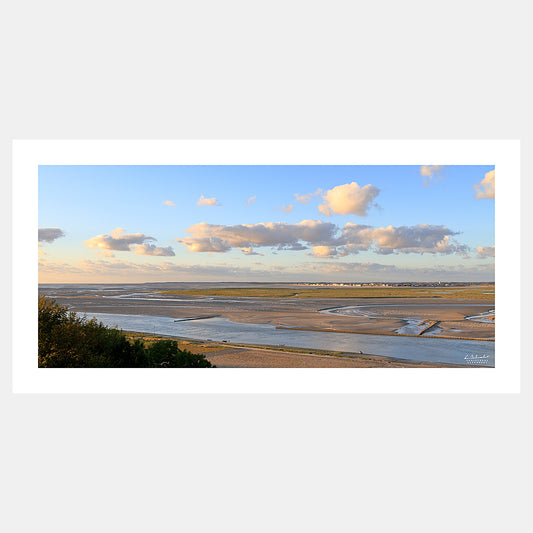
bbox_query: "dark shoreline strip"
[173,315,220,322]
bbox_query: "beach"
[39,283,495,367]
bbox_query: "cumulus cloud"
[84,227,155,251]
[84,227,175,256]
[177,220,337,253]
[476,245,495,258]
[420,165,444,186]
[245,195,256,206]
[197,195,220,206]
[163,200,176,207]
[338,223,468,256]
[318,182,380,217]
[473,170,495,199]
[38,227,65,243]
[176,219,467,257]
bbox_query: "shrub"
[147,340,213,368]
[38,296,213,368]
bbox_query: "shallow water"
[88,312,495,367]
[465,310,495,323]
[320,303,495,337]
[320,303,493,316]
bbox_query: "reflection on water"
[88,312,494,367]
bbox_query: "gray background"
[1,1,530,532]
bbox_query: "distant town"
[295,281,494,288]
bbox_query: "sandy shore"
[125,334,466,368]
[40,288,495,367]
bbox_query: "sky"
[38,165,495,283]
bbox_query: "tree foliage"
[38,296,214,368]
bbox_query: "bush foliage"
[38,296,214,368]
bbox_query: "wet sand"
[55,294,494,340]
[41,286,494,367]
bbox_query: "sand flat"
[50,294,495,340]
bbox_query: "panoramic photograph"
[38,164,495,368]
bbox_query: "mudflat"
[51,292,495,340]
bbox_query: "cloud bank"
[473,170,495,199]
[39,257,495,283]
[38,227,65,243]
[84,227,175,256]
[318,182,380,216]
[177,220,468,257]
[163,200,176,207]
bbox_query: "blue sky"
[38,165,495,282]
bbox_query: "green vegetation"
[156,286,495,300]
[38,296,214,368]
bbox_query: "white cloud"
[245,195,256,206]
[84,227,175,256]
[473,170,495,199]
[84,227,155,251]
[318,182,380,216]
[163,200,176,207]
[420,165,444,186]
[476,245,495,258]
[197,195,220,206]
[38,227,65,243]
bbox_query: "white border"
[12,140,520,393]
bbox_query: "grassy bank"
[156,286,495,299]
